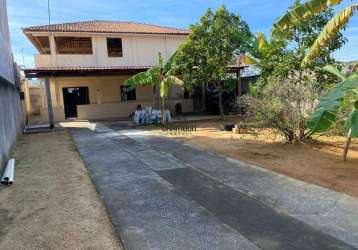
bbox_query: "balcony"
[34,54,99,68]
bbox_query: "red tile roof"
[23,20,190,35]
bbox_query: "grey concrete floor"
[70,126,358,250]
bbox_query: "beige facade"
[36,76,195,122]
[23,21,198,122]
[33,33,185,68]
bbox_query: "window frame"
[107,37,123,57]
[54,36,93,55]
[120,85,136,101]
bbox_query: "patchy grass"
[0,130,122,249]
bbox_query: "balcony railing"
[34,53,157,68]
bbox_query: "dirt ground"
[154,119,358,198]
[0,130,122,250]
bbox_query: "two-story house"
[23,20,246,123]
[22,20,201,122]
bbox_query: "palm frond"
[160,81,169,98]
[158,52,164,69]
[160,75,184,98]
[323,65,346,80]
[273,0,343,32]
[124,67,160,89]
[239,53,256,65]
[164,50,179,73]
[165,75,184,86]
[302,4,358,66]
[257,32,268,51]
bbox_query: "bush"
[243,75,319,143]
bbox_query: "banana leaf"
[160,75,183,98]
[124,67,160,89]
[273,0,343,32]
[257,32,268,51]
[307,74,358,133]
[323,65,346,81]
[345,106,358,137]
[302,4,358,65]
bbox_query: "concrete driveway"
[70,125,358,250]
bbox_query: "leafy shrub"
[243,75,319,143]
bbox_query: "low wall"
[77,101,153,120]
[77,99,194,120]
[167,99,194,114]
[0,77,22,168]
[36,107,66,123]
[33,99,195,122]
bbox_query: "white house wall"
[32,32,187,68]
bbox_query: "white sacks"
[133,106,172,124]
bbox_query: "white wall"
[33,32,187,68]
[0,0,14,83]
[0,0,23,169]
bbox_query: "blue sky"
[6,0,358,68]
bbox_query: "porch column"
[44,78,54,129]
[236,69,242,96]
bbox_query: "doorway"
[62,87,90,119]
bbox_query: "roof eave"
[22,29,190,36]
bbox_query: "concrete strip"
[72,126,358,248]
[70,128,260,250]
[134,132,358,248]
[135,149,186,171]
[158,167,355,250]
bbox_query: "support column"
[236,69,242,97]
[44,78,54,129]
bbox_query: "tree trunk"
[343,128,352,161]
[154,83,160,110]
[218,92,224,119]
[161,97,166,125]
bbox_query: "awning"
[24,66,151,78]
[24,65,247,79]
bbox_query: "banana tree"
[272,0,358,65]
[124,52,183,124]
[307,65,358,160]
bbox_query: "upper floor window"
[34,36,50,54]
[55,37,93,54]
[120,85,136,101]
[107,38,123,57]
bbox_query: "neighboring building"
[0,0,23,168]
[23,21,200,122]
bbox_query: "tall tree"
[174,5,256,118]
[272,0,358,159]
[258,0,346,84]
[244,0,347,143]
[272,0,357,65]
[124,53,183,124]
